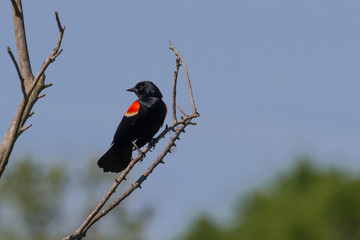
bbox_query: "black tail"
[97,141,133,173]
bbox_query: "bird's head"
[127,81,163,99]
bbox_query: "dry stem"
[169,41,198,114]
[0,6,65,178]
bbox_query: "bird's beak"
[126,87,136,92]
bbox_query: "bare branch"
[43,83,53,90]
[0,100,26,176]
[18,124,32,137]
[31,12,65,96]
[55,11,63,32]
[7,46,26,97]
[171,55,180,123]
[11,0,34,87]
[0,5,66,178]
[176,104,188,118]
[169,41,198,114]
[37,94,46,100]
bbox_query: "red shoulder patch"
[125,100,140,117]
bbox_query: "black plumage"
[97,81,167,173]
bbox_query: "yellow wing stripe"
[125,100,140,117]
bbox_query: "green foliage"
[182,216,223,240]
[0,158,67,240]
[0,157,150,240]
[3,157,360,240]
[180,159,360,240]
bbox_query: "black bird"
[97,81,167,173]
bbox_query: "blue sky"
[1,1,360,239]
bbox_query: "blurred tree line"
[0,157,151,240]
[180,159,360,240]
[1,157,360,240]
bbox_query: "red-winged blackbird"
[97,81,167,173]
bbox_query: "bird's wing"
[112,100,141,144]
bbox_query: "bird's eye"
[137,83,145,89]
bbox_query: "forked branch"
[169,41,198,114]
[63,42,199,240]
[0,4,66,178]
[7,46,25,96]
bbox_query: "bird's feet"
[132,141,146,161]
[148,138,158,151]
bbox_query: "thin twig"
[30,12,65,97]
[55,11,63,33]
[43,83,53,89]
[176,104,188,118]
[171,56,180,123]
[18,124,32,136]
[7,46,26,97]
[169,41,198,114]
